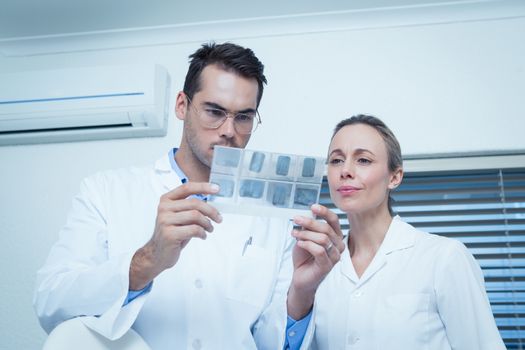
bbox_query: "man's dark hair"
[183,42,267,107]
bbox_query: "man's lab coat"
[34,153,312,349]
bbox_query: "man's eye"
[206,109,226,118]
[236,114,254,122]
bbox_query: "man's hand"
[287,204,345,319]
[129,182,222,290]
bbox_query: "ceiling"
[0,0,479,40]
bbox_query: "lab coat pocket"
[382,293,431,346]
[385,293,430,315]
[225,245,276,308]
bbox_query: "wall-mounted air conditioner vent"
[0,64,171,145]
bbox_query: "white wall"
[1,5,524,349]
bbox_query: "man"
[34,42,343,349]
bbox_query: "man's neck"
[174,146,211,183]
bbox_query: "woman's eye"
[358,158,371,164]
[329,158,343,165]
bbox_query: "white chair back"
[43,317,151,350]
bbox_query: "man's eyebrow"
[202,102,226,110]
[202,101,256,114]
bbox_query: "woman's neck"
[347,209,393,258]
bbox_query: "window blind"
[319,168,525,349]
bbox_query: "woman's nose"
[341,161,354,178]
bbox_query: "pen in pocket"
[242,236,252,256]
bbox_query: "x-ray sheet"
[209,146,325,219]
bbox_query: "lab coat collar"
[155,153,172,172]
[341,216,416,286]
[380,215,416,255]
[154,151,183,191]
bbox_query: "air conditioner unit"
[0,64,171,146]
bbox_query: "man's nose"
[219,115,236,138]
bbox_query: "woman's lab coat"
[33,153,309,349]
[311,216,505,350]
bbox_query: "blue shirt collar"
[169,148,208,200]
[168,148,189,184]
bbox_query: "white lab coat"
[311,216,505,350]
[34,153,314,349]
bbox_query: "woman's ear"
[388,167,404,190]
[175,91,189,121]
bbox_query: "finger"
[293,229,342,264]
[166,224,208,241]
[293,216,332,236]
[293,213,344,253]
[311,204,345,253]
[159,210,214,232]
[159,197,222,223]
[324,241,342,264]
[292,229,331,247]
[163,182,220,201]
[311,204,343,238]
[296,239,339,269]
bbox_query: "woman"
[310,115,505,349]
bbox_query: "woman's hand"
[287,204,345,319]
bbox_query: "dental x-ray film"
[209,146,325,218]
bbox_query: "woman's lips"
[337,186,361,195]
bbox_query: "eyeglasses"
[186,96,261,135]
